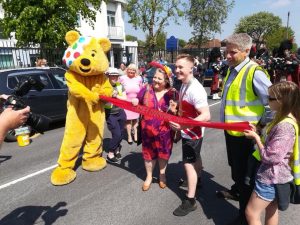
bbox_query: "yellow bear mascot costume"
[51,30,113,185]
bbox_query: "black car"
[0,67,68,141]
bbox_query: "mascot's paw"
[82,157,107,171]
[85,92,99,105]
[91,84,102,94]
[51,167,76,186]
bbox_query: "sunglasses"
[268,96,277,101]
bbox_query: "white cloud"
[266,0,292,8]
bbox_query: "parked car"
[0,67,68,141]
[145,63,182,91]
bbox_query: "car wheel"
[5,130,17,142]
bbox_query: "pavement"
[0,96,299,225]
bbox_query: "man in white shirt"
[170,54,210,216]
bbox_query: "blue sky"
[124,0,300,46]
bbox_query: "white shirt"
[180,78,208,139]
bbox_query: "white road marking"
[0,164,57,190]
[208,101,221,107]
[0,101,221,190]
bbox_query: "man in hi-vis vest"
[218,33,273,225]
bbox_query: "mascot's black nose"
[81,58,90,66]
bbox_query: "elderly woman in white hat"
[104,67,127,163]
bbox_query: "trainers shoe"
[178,178,202,189]
[173,199,197,216]
[216,190,239,201]
[106,156,119,164]
[115,152,122,160]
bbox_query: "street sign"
[166,36,178,51]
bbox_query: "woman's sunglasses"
[268,96,277,101]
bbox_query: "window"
[38,74,53,89]
[7,76,18,89]
[7,73,54,90]
[107,10,116,27]
[0,55,14,69]
[53,73,67,88]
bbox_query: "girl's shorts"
[254,180,276,202]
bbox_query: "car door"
[48,68,68,121]
[7,70,62,120]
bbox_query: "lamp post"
[286,11,290,39]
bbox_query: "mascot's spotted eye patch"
[62,36,92,68]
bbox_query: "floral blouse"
[256,121,295,184]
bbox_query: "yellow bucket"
[15,127,30,147]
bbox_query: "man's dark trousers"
[224,131,256,218]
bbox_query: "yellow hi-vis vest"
[223,61,267,136]
[253,117,300,185]
[104,82,123,109]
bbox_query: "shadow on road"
[0,156,12,165]
[103,136,145,180]
[196,170,239,225]
[0,202,68,225]
[166,163,238,225]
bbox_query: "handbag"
[290,182,300,204]
[168,89,181,143]
[173,130,181,143]
[274,182,292,211]
[136,116,142,146]
[136,85,149,146]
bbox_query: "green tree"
[264,26,295,51]
[178,38,187,49]
[156,32,167,49]
[137,40,146,47]
[235,12,281,46]
[0,0,103,48]
[126,35,138,41]
[187,0,234,48]
[145,31,167,49]
[126,0,185,60]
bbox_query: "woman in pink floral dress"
[132,62,178,191]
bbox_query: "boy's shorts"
[182,138,203,163]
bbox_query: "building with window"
[77,0,138,68]
[0,0,138,69]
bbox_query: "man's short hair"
[176,54,195,64]
[225,33,252,53]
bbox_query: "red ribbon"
[100,96,251,132]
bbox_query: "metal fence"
[0,41,65,69]
[137,47,212,64]
[0,41,212,70]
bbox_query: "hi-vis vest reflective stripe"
[252,118,300,185]
[223,61,266,136]
[104,82,123,109]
